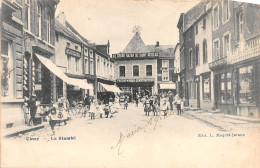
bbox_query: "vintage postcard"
[1,0,260,167]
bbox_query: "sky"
[56,0,258,54]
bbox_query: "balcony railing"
[208,57,227,70]
[228,34,260,64]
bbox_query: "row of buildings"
[1,0,118,128]
[175,0,260,117]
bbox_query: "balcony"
[228,34,260,64]
[208,57,227,70]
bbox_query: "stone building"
[1,0,24,127]
[113,31,158,101]
[147,42,175,94]
[55,12,94,103]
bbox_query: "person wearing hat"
[28,93,37,125]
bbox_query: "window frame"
[203,18,206,30]
[213,38,220,60]
[189,49,193,68]
[25,0,31,31]
[146,64,153,76]
[223,31,231,58]
[1,40,14,99]
[37,3,42,37]
[46,12,51,43]
[119,65,126,77]
[195,44,199,66]
[132,65,139,77]
[75,58,79,72]
[203,39,208,64]
[202,74,211,100]
[222,0,230,25]
[213,4,220,30]
[84,57,89,74]
[67,55,71,71]
[162,70,169,82]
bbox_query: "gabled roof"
[55,19,83,45]
[147,45,175,58]
[122,32,149,53]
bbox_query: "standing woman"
[144,96,149,116]
[161,96,168,116]
[89,97,96,119]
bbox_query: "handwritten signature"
[111,111,175,155]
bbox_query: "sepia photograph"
[1,0,260,167]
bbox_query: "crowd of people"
[25,91,184,135]
[138,92,184,117]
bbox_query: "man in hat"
[28,94,37,125]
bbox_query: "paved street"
[2,104,260,168]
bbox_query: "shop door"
[197,81,200,108]
[214,74,219,109]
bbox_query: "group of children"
[142,94,185,117]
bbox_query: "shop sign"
[112,52,159,59]
[65,48,81,58]
[116,78,154,83]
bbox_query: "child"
[48,108,57,135]
[89,99,96,120]
[124,99,128,110]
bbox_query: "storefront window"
[1,40,13,98]
[202,75,210,100]
[226,72,233,103]
[239,65,255,104]
[221,74,225,103]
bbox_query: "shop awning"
[99,83,122,93]
[160,83,176,89]
[36,54,93,90]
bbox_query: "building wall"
[115,59,158,93]
[55,35,83,76]
[96,53,114,81]
[1,0,24,127]
[157,59,174,82]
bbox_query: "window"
[67,56,71,70]
[85,58,89,74]
[84,48,88,56]
[66,42,70,47]
[238,66,255,104]
[37,4,42,37]
[221,74,226,103]
[195,24,198,35]
[189,31,192,40]
[47,13,51,43]
[189,49,193,68]
[236,12,243,41]
[223,33,230,57]
[195,44,199,66]
[213,40,220,60]
[162,60,169,68]
[189,81,193,98]
[146,65,152,76]
[25,0,31,31]
[202,75,210,100]
[203,40,207,63]
[223,0,230,23]
[203,18,206,30]
[89,50,93,58]
[90,60,93,75]
[75,58,79,72]
[1,40,13,98]
[133,65,139,77]
[220,73,233,104]
[213,5,219,29]
[162,70,169,81]
[119,66,125,77]
[75,46,78,50]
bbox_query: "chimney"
[57,12,66,26]
[107,40,110,55]
[156,41,159,47]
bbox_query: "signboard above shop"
[65,47,81,58]
[116,78,154,83]
[112,52,159,59]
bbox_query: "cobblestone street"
[2,104,260,168]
